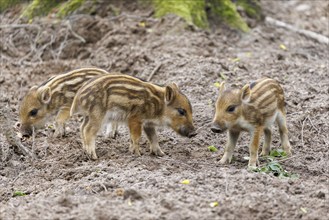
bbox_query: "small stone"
[316,191,325,199]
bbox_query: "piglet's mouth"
[187,131,197,138]
[178,127,197,138]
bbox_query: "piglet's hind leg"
[128,118,142,156]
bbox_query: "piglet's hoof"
[151,148,165,157]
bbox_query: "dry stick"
[265,17,329,45]
[307,116,319,133]
[99,182,108,192]
[147,63,162,81]
[34,35,56,63]
[7,34,21,56]
[1,24,42,63]
[66,20,86,43]
[0,106,33,158]
[258,155,301,168]
[56,28,69,61]
[32,126,36,161]
[225,174,229,196]
[17,28,41,64]
[301,118,306,148]
[0,24,41,29]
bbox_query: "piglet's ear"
[171,82,179,90]
[165,83,177,104]
[240,84,251,101]
[219,82,226,94]
[29,86,38,92]
[39,87,52,104]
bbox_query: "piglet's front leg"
[54,107,70,137]
[248,126,263,169]
[143,124,165,157]
[220,130,240,164]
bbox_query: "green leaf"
[13,191,26,197]
[260,166,269,173]
[210,201,219,207]
[269,149,287,158]
[208,145,218,152]
[268,162,282,172]
[214,82,221,88]
[270,150,279,157]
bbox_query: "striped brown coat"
[19,68,110,138]
[71,74,196,159]
[211,78,292,168]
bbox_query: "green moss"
[0,0,23,12]
[21,0,63,19]
[152,0,208,28]
[57,0,85,18]
[151,0,259,32]
[237,0,262,20]
[208,0,249,32]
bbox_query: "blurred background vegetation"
[0,0,262,32]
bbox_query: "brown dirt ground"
[0,0,328,219]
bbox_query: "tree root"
[265,17,329,45]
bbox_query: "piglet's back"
[248,78,285,116]
[71,74,165,119]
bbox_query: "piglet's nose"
[211,123,223,133]
[22,134,31,138]
[211,127,222,133]
[15,122,21,128]
[20,126,33,138]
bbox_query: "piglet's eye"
[226,106,235,113]
[30,109,38,117]
[177,108,186,116]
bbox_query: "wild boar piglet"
[211,78,292,168]
[70,74,197,160]
[18,68,116,138]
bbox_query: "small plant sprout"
[252,149,298,179]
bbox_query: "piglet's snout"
[210,122,224,133]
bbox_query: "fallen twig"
[147,63,162,81]
[307,116,319,133]
[265,17,329,45]
[258,155,301,168]
[99,182,108,192]
[0,105,33,158]
[225,173,229,196]
[0,24,41,30]
[32,127,36,161]
[301,118,306,148]
[65,20,86,43]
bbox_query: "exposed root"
[265,17,329,45]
